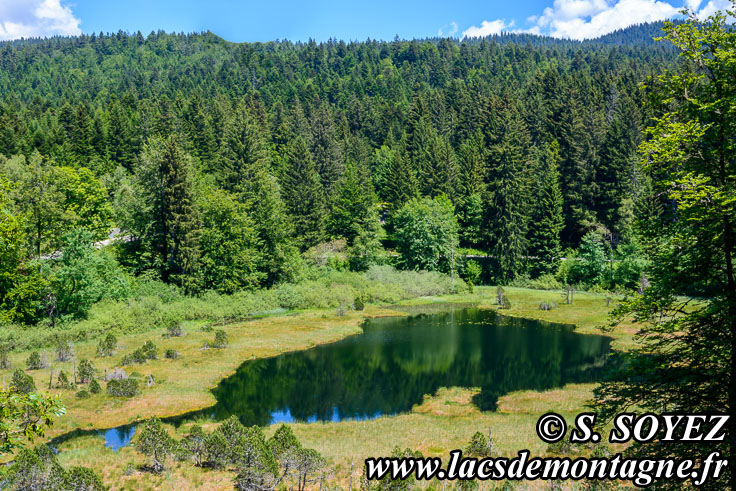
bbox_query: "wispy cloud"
[463,0,732,41]
[438,21,459,37]
[0,0,81,41]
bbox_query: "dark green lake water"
[55,307,613,451]
[187,307,612,426]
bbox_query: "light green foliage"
[594,9,736,487]
[0,390,65,453]
[612,240,649,290]
[569,231,607,286]
[0,177,46,325]
[135,417,174,472]
[0,153,112,257]
[462,260,482,286]
[393,195,459,273]
[51,229,130,320]
[197,188,263,293]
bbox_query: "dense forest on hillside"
[0,23,678,327]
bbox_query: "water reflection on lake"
[183,307,612,426]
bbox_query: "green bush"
[26,351,43,370]
[89,378,102,394]
[462,260,482,286]
[509,273,562,290]
[166,322,183,337]
[122,341,158,365]
[107,378,139,397]
[164,349,180,359]
[212,330,228,349]
[11,369,36,394]
[77,359,95,383]
[96,333,117,357]
[57,370,74,390]
[0,344,11,369]
[75,390,91,399]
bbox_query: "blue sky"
[0,0,730,43]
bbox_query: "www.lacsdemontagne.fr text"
[365,449,728,487]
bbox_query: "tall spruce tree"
[483,101,532,281]
[281,137,326,249]
[528,142,564,276]
[136,136,199,289]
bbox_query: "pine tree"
[310,100,345,200]
[327,161,375,245]
[219,106,295,285]
[422,132,458,200]
[528,142,564,276]
[281,137,326,249]
[138,136,199,289]
[483,102,532,281]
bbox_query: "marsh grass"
[3,286,635,489]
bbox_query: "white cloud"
[697,0,731,18]
[0,0,81,41]
[464,0,732,41]
[538,0,680,40]
[438,21,459,37]
[462,19,515,38]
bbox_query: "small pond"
[55,307,613,450]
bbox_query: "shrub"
[164,349,180,360]
[26,351,43,370]
[66,466,105,490]
[89,378,102,394]
[141,341,158,360]
[166,323,183,337]
[96,333,117,357]
[0,344,11,369]
[465,431,492,458]
[353,294,365,311]
[121,341,158,365]
[463,260,482,286]
[77,359,95,383]
[57,370,74,390]
[55,337,74,362]
[11,369,36,394]
[75,390,91,399]
[181,425,207,466]
[136,417,174,472]
[538,302,558,311]
[107,378,139,397]
[212,330,228,349]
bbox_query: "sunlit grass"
[4,285,639,488]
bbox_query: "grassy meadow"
[3,286,637,489]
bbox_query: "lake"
[59,306,613,450]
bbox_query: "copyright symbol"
[536,413,567,443]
